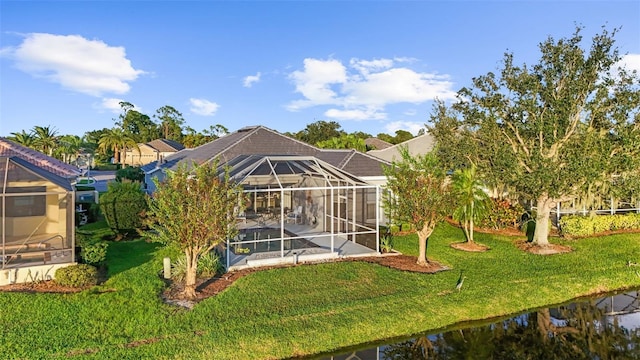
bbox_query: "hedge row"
[559,212,640,237]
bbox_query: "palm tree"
[451,165,490,243]
[8,130,36,148]
[32,125,59,156]
[56,135,84,164]
[98,128,138,165]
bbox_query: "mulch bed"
[516,241,573,255]
[450,242,490,252]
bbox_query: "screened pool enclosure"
[0,157,75,284]
[223,155,381,269]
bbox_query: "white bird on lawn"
[456,270,467,292]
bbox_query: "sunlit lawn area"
[1,222,639,359]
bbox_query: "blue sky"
[1,1,639,138]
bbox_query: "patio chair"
[286,206,303,224]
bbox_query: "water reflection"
[309,290,640,360]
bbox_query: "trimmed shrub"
[116,166,145,183]
[100,181,147,238]
[479,198,525,229]
[55,264,98,288]
[76,231,109,265]
[560,213,640,237]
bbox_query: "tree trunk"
[416,223,434,266]
[469,203,474,243]
[183,251,198,299]
[533,195,552,246]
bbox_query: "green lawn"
[1,222,639,359]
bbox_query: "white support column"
[557,201,561,225]
[375,186,380,253]
[226,237,230,270]
[611,196,615,215]
[330,188,335,253]
[351,184,356,243]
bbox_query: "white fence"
[549,199,640,226]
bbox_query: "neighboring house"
[142,126,391,269]
[123,139,185,167]
[0,138,81,285]
[367,133,436,163]
[364,137,393,151]
[142,126,390,192]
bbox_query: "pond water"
[303,288,640,359]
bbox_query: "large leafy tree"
[181,125,229,148]
[115,101,160,143]
[316,134,367,152]
[383,148,451,266]
[145,162,242,299]
[430,27,640,246]
[154,105,185,141]
[290,120,345,145]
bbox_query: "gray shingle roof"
[365,137,393,150]
[142,126,389,178]
[146,139,185,152]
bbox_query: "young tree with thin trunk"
[430,27,640,246]
[451,165,489,244]
[145,161,242,299]
[383,147,451,266]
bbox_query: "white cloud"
[2,33,144,96]
[384,121,425,135]
[286,57,456,120]
[97,98,142,114]
[349,58,393,75]
[189,98,220,116]
[243,72,261,88]
[616,53,640,74]
[99,98,126,113]
[404,109,418,116]
[325,108,386,121]
[287,58,347,111]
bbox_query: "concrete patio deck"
[227,219,379,270]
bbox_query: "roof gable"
[367,133,435,162]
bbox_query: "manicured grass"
[1,222,639,359]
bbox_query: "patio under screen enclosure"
[0,157,75,284]
[222,155,381,270]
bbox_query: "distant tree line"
[7,104,420,167]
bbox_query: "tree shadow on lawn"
[106,240,161,278]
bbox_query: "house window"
[2,186,46,217]
[366,190,377,222]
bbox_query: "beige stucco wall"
[124,145,159,166]
[0,262,75,286]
